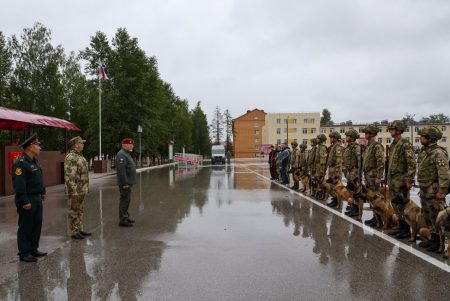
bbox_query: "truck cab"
[211,145,226,164]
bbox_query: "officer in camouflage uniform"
[327,131,343,207]
[417,126,449,252]
[342,129,362,217]
[314,134,329,199]
[290,142,300,190]
[64,136,90,240]
[307,138,318,196]
[362,125,384,226]
[387,120,416,238]
[12,134,47,262]
[298,144,309,192]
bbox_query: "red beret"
[121,138,134,145]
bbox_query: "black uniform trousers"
[119,187,132,222]
[17,195,43,256]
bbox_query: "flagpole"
[99,72,102,160]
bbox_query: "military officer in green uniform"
[290,141,300,190]
[327,131,343,207]
[116,138,137,227]
[314,134,329,199]
[386,120,416,238]
[342,129,362,217]
[12,134,47,262]
[417,126,449,252]
[65,136,90,240]
[307,138,318,196]
[362,125,385,226]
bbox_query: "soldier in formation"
[417,126,449,252]
[342,129,362,217]
[64,136,91,240]
[290,142,300,190]
[326,131,343,207]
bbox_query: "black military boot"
[346,205,359,217]
[20,254,37,262]
[426,233,440,252]
[327,197,338,208]
[419,239,432,248]
[396,221,411,239]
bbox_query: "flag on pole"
[98,63,109,79]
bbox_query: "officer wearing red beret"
[116,138,137,227]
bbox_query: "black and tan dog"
[316,177,332,201]
[360,186,398,229]
[391,188,428,242]
[436,207,450,258]
[299,172,311,195]
[334,180,353,210]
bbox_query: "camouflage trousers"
[420,185,446,234]
[344,168,359,190]
[68,194,86,235]
[389,176,409,218]
[364,170,380,192]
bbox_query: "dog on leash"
[316,177,332,201]
[360,186,398,230]
[391,188,428,242]
[436,207,450,259]
[299,173,311,194]
[334,181,353,210]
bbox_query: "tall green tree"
[420,113,449,124]
[0,31,12,106]
[210,106,224,144]
[191,101,211,155]
[320,108,333,125]
[224,109,233,153]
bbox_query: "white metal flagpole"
[99,67,102,160]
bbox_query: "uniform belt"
[27,193,42,196]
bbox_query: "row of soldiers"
[278,120,449,253]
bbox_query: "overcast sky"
[2,0,450,123]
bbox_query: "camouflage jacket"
[417,143,449,193]
[342,142,361,173]
[387,137,416,183]
[291,148,299,168]
[307,146,317,172]
[363,141,384,178]
[64,150,89,195]
[298,150,308,171]
[314,144,328,176]
[327,143,343,170]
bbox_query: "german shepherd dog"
[299,171,311,195]
[360,186,398,230]
[436,207,450,258]
[334,180,354,210]
[391,187,428,242]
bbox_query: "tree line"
[0,23,211,161]
[209,105,233,153]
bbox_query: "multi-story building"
[233,109,266,158]
[320,122,449,151]
[262,112,321,146]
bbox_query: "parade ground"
[1,160,450,300]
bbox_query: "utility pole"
[138,125,143,167]
[286,116,289,144]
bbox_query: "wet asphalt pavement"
[1,160,450,301]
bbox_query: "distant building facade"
[233,109,266,158]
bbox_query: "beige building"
[262,112,321,146]
[320,123,450,151]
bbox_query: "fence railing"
[174,153,203,165]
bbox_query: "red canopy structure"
[0,106,80,131]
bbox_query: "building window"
[292,128,298,133]
[415,137,420,143]
[415,127,419,132]
[293,139,298,143]
[255,138,259,143]
[321,128,326,133]
[277,139,281,145]
[276,128,281,134]
[284,119,288,124]
[302,139,308,145]
[302,128,307,134]
[443,137,447,143]
[311,128,317,134]
[340,128,345,133]
[304,118,308,124]
[254,116,259,120]
[284,128,287,133]
[254,130,259,135]
[284,139,288,143]
[330,128,335,132]
[254,122,259,128]
[277,119,281,124]
[387,138,391,144]
[386,127,389,132]
[255,145,259,150]
[378,138,383,143]
[310,118,315,124]
[442,126,447,132]
[405,127,409,132]
[378,128,382,133]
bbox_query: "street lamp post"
[286,116,289,144]
[137,125,143,167]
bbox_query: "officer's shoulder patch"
[119,157,125,164]
[405,149,414,158]
[437,159,446,167]
[15,167,23,176]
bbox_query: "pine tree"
[210,106,224,145]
